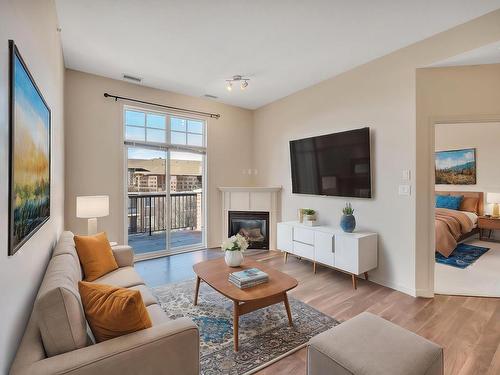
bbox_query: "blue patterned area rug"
[436,243,490,269]
[153,279,339,375]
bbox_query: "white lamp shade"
[487,192,500,204]
[76,195,109,218]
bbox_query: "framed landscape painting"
[435,148,476,185]
[8,40,51,255]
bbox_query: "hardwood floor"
[136,249,500,375]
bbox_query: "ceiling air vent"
[122,74,142,83]
[204,94,218,99]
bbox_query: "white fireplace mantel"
[219,186,282,250]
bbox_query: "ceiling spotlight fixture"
[225,75,250,91]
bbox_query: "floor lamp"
[76,195,110,235]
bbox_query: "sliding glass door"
[124,107,206,258]
[169,151,204,250]
[127,147,167,256]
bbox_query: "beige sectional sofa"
[10,231,199,375]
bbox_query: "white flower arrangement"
[221,234,249,252]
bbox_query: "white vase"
[225,250,244,267]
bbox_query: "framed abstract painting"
[8,40,51,255]
[435,148,476,185]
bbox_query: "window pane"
[171,131,186,145]
[147,113,166,129]
[187,133,203,146]
[187,120,203,134]
[171,117,186,132]
[147,128,166,143]
[125,110,145,126]
[125,126,145,141]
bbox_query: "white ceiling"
[429,40,500,67]
[55,1,500,109]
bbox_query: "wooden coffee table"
[193,257,298,351]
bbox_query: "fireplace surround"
[219,186,281,250]
[228,211,270,249]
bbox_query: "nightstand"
[478,216,500,242]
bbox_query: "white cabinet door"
[277,223,293,253]
[314,231,334,267]
[334,235,359,274]
[293,227,314,245]
[293,241,314,259]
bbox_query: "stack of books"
[228,268,269,289]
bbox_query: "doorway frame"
[424,114,500,296]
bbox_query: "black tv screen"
[290,127,371,198]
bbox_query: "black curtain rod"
[103,93,220,119]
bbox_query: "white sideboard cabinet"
[277,221,377,289]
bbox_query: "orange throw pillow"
[460,197,478,213]
[78,282,152,342]
[74,232,118,281]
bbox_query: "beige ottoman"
[307,312,443,375]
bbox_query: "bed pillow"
[436,195,463,210]
[460,197,479,213]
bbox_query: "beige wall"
[253,10,500,296]
[64,70,254,248]
[0,0,65,372]
[435,122,500,203]
[416,64,500,294]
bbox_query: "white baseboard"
[368,276,417,297]
[435,289,499,298]
[415,288,434,298]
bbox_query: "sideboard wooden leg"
[351,274,357,290]
[284,251,288,263]
[313,261,317,274]
[364,272,369,281]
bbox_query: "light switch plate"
[399,184,411,196]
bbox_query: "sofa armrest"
[11,318,199,375]
[111,245,134,267]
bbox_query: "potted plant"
[340,203,356,233]
[221,234,249,267]
[302,208,316,222]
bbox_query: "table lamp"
[76,195,109,235]
[487,192,500,218]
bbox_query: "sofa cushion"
[35,254,88,357]
[147,304,171,326]
[74,232,119,281]
[51,231,78,260]
[79,282,152,342]
[129,285,158,306]
[93,266,145,288]
[35,287,89,357]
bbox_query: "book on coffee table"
[228,268,269,289]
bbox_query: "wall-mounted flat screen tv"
[290,127,371,198]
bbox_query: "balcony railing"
[128,192,200,236]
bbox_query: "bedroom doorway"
[433,122,500,297]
